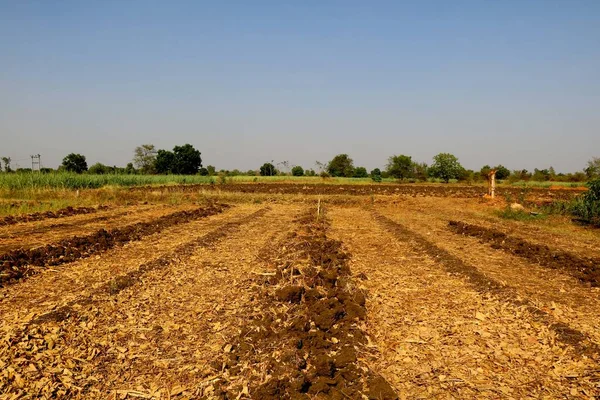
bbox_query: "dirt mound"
[210,210,397,399]
[0,204,228,287]
[0,205,107,226]
[448,220,600,287]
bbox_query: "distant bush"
[571,178,600,224]
[353,166,368,178]
[291,166,304,176]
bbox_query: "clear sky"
[1,1,599,172]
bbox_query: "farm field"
[0,184,599,399]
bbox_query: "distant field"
[0,171,588,190]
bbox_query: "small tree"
[585,157,600,178]
[133,144,157,174]
[412,162,428,181]
[198,167,209,176]
[291,166,304,176]
[353,166,368,178]
[88,162,110,174]
[327,154,354,177]
[62,153,88,173]
[429,153,463,183]
[260,163,277,176]
[207,165,216,176]
[1,157,12,173]
[386,155,414,180]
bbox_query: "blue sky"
[1,1,599,172]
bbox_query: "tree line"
[1,145,599,183]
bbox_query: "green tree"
[1,157,11,173]
[260,163,277,176]
[585,157,600,178]
[353,166,368,178]
[412,162,428,181]
[291,165,304,176]
[198,167,209,176]
[88,162,110,174]
[370,168,381,177]
[172,144,202,174]
[386,155,414,179]
[62,153,88,173]
[133,144,157,174]
[155,150,176,174]
[495,165,511,180]
[429,153,463,183]
[207,165,216,176]
[327,154,354,177]
[125,163,136,174]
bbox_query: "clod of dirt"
[366,375,399,400]
[276,285,305,303]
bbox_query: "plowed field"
[1,188,598,399]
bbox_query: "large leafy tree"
[172,144,202,174]
[133,144,157,174]
[260,163,277,176]
[327,154,354,177]
[429,153,463,183]
[155,149,176,174]
[386,155,414,179]
[62,153,88,174]
[154,144,202,175]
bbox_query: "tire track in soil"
[210,208,398,400]
[374,212,600,357]
[30,206,271,324]
[329,207,599,398]
[0,204,228,287]
[0,205,279,399]
[448,220,600,287]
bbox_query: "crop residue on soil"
[0,204,228,286]
[209,209,398,399]
[448,220,600,287]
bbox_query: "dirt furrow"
[378,204,600,348]
[0,204,295,399]
[210,208,397,399]
[0,206,105,226]
[328,207,599,398]
[375,212,600,356]
[0,204,227,287]
[0,204,183,253]
[0,204,257,326]
[448,220,600,287]
[31,206,271,324]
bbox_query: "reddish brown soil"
[0,205,107,226]
[448,220,600,287]
[375,212,600,356]
[129,183,582,200]
[214,211,398,399]
[0,204,228,287]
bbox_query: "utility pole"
[31,154,41,172]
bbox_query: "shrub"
[291,166,304,176]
